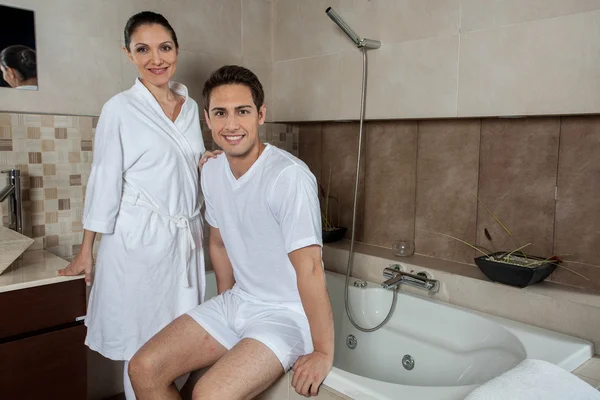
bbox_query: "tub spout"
[382,266,439,294]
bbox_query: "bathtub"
[204,271,593,400]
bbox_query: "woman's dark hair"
[203,65,265,112]
[0,45,37,80]
[124,11,179,52]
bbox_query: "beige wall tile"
[167,0,242,58]
[115,0,167,29]
[415,120,481,264]
[336,0,380,52]
[461,0,600,32]
[477,118,559,258]
[365,35,459,119]
[175,51,243,105]
[273,54,342,121]
[242,0,272,61]
[553,117,600,290]
[378,0,460,44]
[337,50,362,121]
[241,59,273,119]
[273,0,341,61]
[363,121,417,248]
[458,11,600,117]
[29,0,122,41]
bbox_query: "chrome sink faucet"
[382,264,439,294]
[0,169,23,234]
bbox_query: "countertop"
[0,250,84,293]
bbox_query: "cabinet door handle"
[75,316,86,322]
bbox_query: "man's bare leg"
[192,338,284,400]
[129,315,227,400]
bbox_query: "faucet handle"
[389,263,402,271]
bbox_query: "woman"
[0,45,38,90]
[58,11,214,398]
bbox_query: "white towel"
[465,359,600,400]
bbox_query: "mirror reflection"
[0,5,37,91]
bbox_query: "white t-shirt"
[201,144,322,304]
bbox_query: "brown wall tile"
[69,175,82,186]
[477,118,559,258]
[0,126,11,139]
[55,128,67,139]
[58,199,71,210]
[45,235,59,247]
[363,121,418,248]
[30,176,43,188]
[32,225,45,238]
[72,221,83,232]
[415,120,481,264]
[30,200,44,213]
[27,127,40,139]
[42,140,55,152]
[298,123,323,179]
[43,164,56,176]
[0,139,12,151]
[45,212,58,224]
[44,188,58,199]
[41,116,54,127]
[81,140,93,151]
[28,152,42,164]
[553,116,600,290]
[0,113,11,126]
[69,152,81,163]
[321,122,365,240]
[72,244,81,255]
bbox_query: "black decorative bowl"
[322,228,347,243]
[474,252,559,288]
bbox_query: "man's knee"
[128,350,161,387]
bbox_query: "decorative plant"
[419,193,589,281]
[319,166,342,231]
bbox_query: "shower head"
[325,7,381,49]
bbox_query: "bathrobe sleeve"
[82,98,124,234]
[269,165,323,253]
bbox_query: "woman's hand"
[199,150,222,169]
[58,251,94,286]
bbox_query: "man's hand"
[291,350,333,397]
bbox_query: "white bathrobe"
[83,78,206,360]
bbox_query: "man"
[129,65,334,399]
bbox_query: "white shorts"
[187,286,314,371]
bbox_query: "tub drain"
[346,334,357,349]
[402,355,415,370]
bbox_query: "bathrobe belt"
[121,192,200,288]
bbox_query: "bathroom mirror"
[0,5,37,91]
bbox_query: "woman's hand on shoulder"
[199,150,222,170]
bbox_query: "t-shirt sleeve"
[201,167,218,228]
[269,165,323,253]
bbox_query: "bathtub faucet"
[382,265,439,294]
